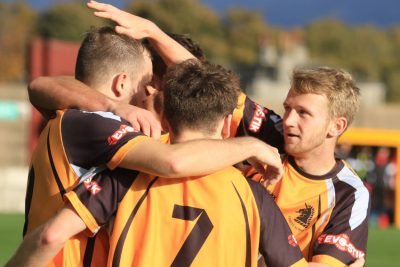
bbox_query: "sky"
[20,0,400,28]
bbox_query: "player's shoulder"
[62,109,134,132]
[63,109,123,122]
[335,160,370,201]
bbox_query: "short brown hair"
[163,60,240,135]
[291,66,361,126]
[75,26,147,86]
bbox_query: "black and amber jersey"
[264,156,370,266]
[24,109,147,266]
[230,92,284,152]
[232,95,370,265]
[65,167,307,267]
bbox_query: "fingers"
[263,166,283,186]
[135,111,162,139]
[247,159,265,175]
[130,120,141,133]
[150,121,162,140]
[349,258,365,267]
[137,117,151,137]
[93,11,112,20]
[115,26,128,35]
[87,1,112,12]
[87,1,117,21]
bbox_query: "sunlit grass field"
[0,213,399,266]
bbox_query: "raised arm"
[28,76,161,138]
[87,0,195,66]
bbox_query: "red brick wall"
[28,39,80,156]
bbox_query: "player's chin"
[284,145,303,157]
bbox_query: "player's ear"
[221,114,232,139]
[327,116,347,138]
[112,72,129,100]
[145,85,158,96]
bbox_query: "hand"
[248,142,283,185]
[349,258,365,267]
[110,102,161,139]
[87,1,157,39]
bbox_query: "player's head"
[143,34,206,124]
[162,60,240,139]
[75,26,152,105]
[283,66,360,156]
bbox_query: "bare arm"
[308,258,365,266]
[119,136,283,180]
[87,0,195,66]
[28,76,161,138]
[5,205,85,267]
[28,76,111,118]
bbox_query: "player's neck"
[292,146,337,176]
[170,129,221,144]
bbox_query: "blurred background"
[0,0,399,266]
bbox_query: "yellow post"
[339,128,400,229]
[395,148,400,228]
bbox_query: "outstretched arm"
[28,76,161,138]
[120,136,283,180]
[5,205,85,267]
[87,0,195,66]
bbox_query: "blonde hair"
[291,66,361,127]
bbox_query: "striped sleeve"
[61,109,149,170]
[312,165,370,265]
[64,168,139,235]
[231,93,284,153]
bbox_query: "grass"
[365,226,400,267]
[0,213,24,266]
[0,213,399,266]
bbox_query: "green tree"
[383,68,400,102]
[305,20,353,69]
[224,8,268,65]
[37,1,107,41]
[305,19,400,103]
[0,1,36,81]
[382,28,400,102]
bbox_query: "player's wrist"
[238,136,262,160]
[145,21,162,42]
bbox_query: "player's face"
[129,53,153,107]
[142,86,163,122]
[282,89,332,157]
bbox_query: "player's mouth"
[284,133,300,141]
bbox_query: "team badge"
[291,203,314,229]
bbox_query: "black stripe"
[112,176,159,267]
[308,195,322,260]
[47,127,66,196]
[83,236,96,267]
[23,166,35,237]
[232,182,251,267]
